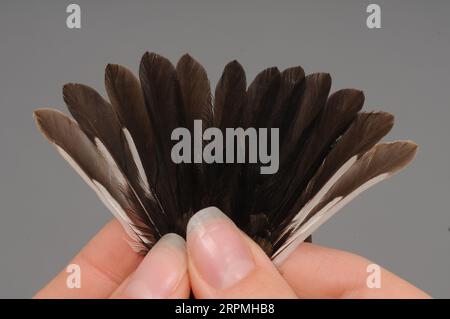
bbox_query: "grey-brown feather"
[34,109,157,250]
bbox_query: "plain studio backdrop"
[0,0,449,298]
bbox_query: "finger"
[111,233,190,299]
[34,219,143,298]
[278,243,430,298]
[187,207,297,299]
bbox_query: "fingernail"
[187,207,255,289]
[123,233,186,298]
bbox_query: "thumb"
[186,207,297,299]
[111,233,190,299]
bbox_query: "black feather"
[34,53,417,259]
[139,52,190,234]
[209,60,247,214]
[176,54,213,211]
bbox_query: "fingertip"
[186,207,255,290]
[186,207,296,298]
[114,233,188,299]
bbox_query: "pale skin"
[35,208,430,299]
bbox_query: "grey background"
[0,0,448,298]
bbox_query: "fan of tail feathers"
[33,52,417,261]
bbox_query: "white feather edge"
[55,144,150,249]
[122,128,166,217]
[272,172,389,265]
[95,137,158,236]
[122,128,150,192]
[275,155,358,243]
[272,141,417,264]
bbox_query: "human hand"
[35,207,430,299]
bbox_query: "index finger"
[34,219,143,299]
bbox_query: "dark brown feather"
[139,52,192,234]
[275,89,364,226]
[176,54,213,210]
[176,54,213,130]
[104,64,166,230]
[34,54,418,259]
[272,141,418,262]
[298,111,395,207]
[104,64,154,180]
[209,60,247,214]
[256,73,332,221]
[34,108,156,250]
